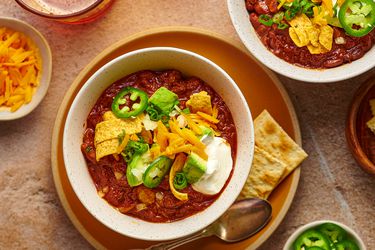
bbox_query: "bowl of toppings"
[283,220,366,250]
[63,47,254,240]
[227,0,375,82]
[0,17,52,120]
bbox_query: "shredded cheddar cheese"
[169,154,188,201]
[116,134,130,154]
[0,27,42,112]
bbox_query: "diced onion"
[136,203,147,211]
[156,192,164,200]
[335,37,346,45]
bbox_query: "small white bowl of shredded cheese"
[0,17,52,121]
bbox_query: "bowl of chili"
[283,220,366,250]
[63,47,254,240]
[227,0,375,83]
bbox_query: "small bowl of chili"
[227,0,375,83]
[63,47,254,241]
[283,220,366,250]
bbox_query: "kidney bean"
[324,58,344,68]
[254,0,270,14]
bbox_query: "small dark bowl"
[346,78,375,176]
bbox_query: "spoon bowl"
[215,198,272,242]
[146,198,272,250]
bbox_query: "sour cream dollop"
[192,137,233,195]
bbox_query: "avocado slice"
[149,87,179,114]
[183,153,207,184]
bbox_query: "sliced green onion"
[259,14,274,26]
[278,22,289,29]
[273,12,285,23]
[173,172,188,190]
[146,105,161,121]
[182,107,190,114]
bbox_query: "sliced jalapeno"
[334,239,360,250]
[293,229,331,250]
[143,156,173,188]
[317,223,347,243]
[338,0,375,37]
[111,87,148,118]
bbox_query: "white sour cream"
[192,137,233,195]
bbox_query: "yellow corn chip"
[94,116,143,146]
[307,43,329,54]
[96,139,119,161]
[319,25,334,51]
[306,26,320,47]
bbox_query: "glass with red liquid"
[15,0,115,24]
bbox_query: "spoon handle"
[145,229,213,250]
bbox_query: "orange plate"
[51,27,301,249]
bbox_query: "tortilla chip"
[254,110,308,179]
[95,138,119,161]
[306,26,320,47]
[94,116,143,146]
[289,14,313,47]
[238,146,287,200]
[319,25,333,51]
[289,27,309,47]
[103,111,118,121]
[186,91,213,115]
[306,43,329,54]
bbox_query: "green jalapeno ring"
[143,156,173,188]
[111,87,149,118]
[293,229,331,250]
[338,0,375,37]
[317,223,348,243]
[334,239,360,250]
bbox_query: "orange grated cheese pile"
[150,106,221,161]
[0,27,42,112]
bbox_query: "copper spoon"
[144,198,272,250]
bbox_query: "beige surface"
[0,0,374,249]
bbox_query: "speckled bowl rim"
[0,17,52,121]
[283,220,367,250]
[62,47,254,241]
[227,0,375,83]
[346,78,375,176]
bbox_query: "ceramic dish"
[346,78,375,176]
[227,0,375,83]
[63,47,254,241]
[15,0,114,24]
[283,220,366,250]
[52,26,302,249]
[0,17,52,121]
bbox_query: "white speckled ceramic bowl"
[63,47,254,241]
[0,17,52,120]
[283,220,366,250]
[227,0,375,83]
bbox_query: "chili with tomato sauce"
[81,70,237,222]
[246,0,375,68]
